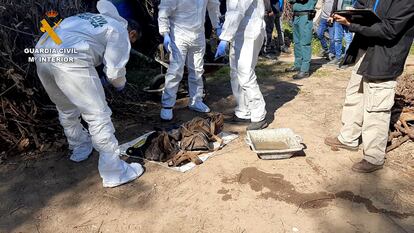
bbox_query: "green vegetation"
[311,69,331,78]
[125,53,160,89]
[256,61,292,79]
[282,21,323,56]
[207,66,230,83]
[282,21,293,42]
[312,37,324,56]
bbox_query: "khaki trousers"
[338,57,396,165]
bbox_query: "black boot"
[293,71,310,80]
[226,114,250,125]
[285,66,299,72]
[246,120,268,130]
[280,46,291,54]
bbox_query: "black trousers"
[264,14,275,53]
[274,16,285,49]
[264,15,285,53]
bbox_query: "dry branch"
[387,74,414,152]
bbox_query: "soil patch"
[222,167,414,219]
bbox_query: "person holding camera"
[286,0,318,80]
[325,0,414,173]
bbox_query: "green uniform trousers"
[293,15,313,72]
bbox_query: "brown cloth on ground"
[126,112,225,167]
[179,112,224,151]
[126,130,179,162]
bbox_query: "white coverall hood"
[97,0,128,28]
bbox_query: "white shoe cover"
[70,142,93,162]
[189,101,211,113]
[160,108,173,120]
[102,162,144,188]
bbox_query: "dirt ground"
[1,54,414,233]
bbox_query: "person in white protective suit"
[215,0,269,130]
[34,0,143,188]
[158,0,221,121]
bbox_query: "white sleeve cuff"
[109,76,126,88]
[104,67,127,88]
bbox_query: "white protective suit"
[34,0,143,188]
[158,0,220,108]
[219,0,267,122]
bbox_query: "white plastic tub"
[246,128,304,160]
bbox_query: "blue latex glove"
[215,27,222,37]
[100,76,110,87]
[215,40,228,59]
[163,33,171,52]
[115,85,125,92]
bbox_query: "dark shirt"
[343,0,414,79]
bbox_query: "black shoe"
[246,120,268,131]
[226,115,250,124]
[285,66,299,72]
[293,71,310,80]
[280,46,291,54]
[318,49,329,58]
[326,58,340,66]
[338,64,349,70]
[263,53,276,59]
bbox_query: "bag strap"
[373,0,380,13]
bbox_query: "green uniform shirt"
[290,0,317,11]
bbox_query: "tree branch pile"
[388,74,414,152]
[283,2,293,22]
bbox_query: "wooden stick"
[386,135,410,153]
[0,23,38,37]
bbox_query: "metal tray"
[246,128,304,160]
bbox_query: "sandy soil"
[1,54,413,233]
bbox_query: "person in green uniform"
[286,0,317,80]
